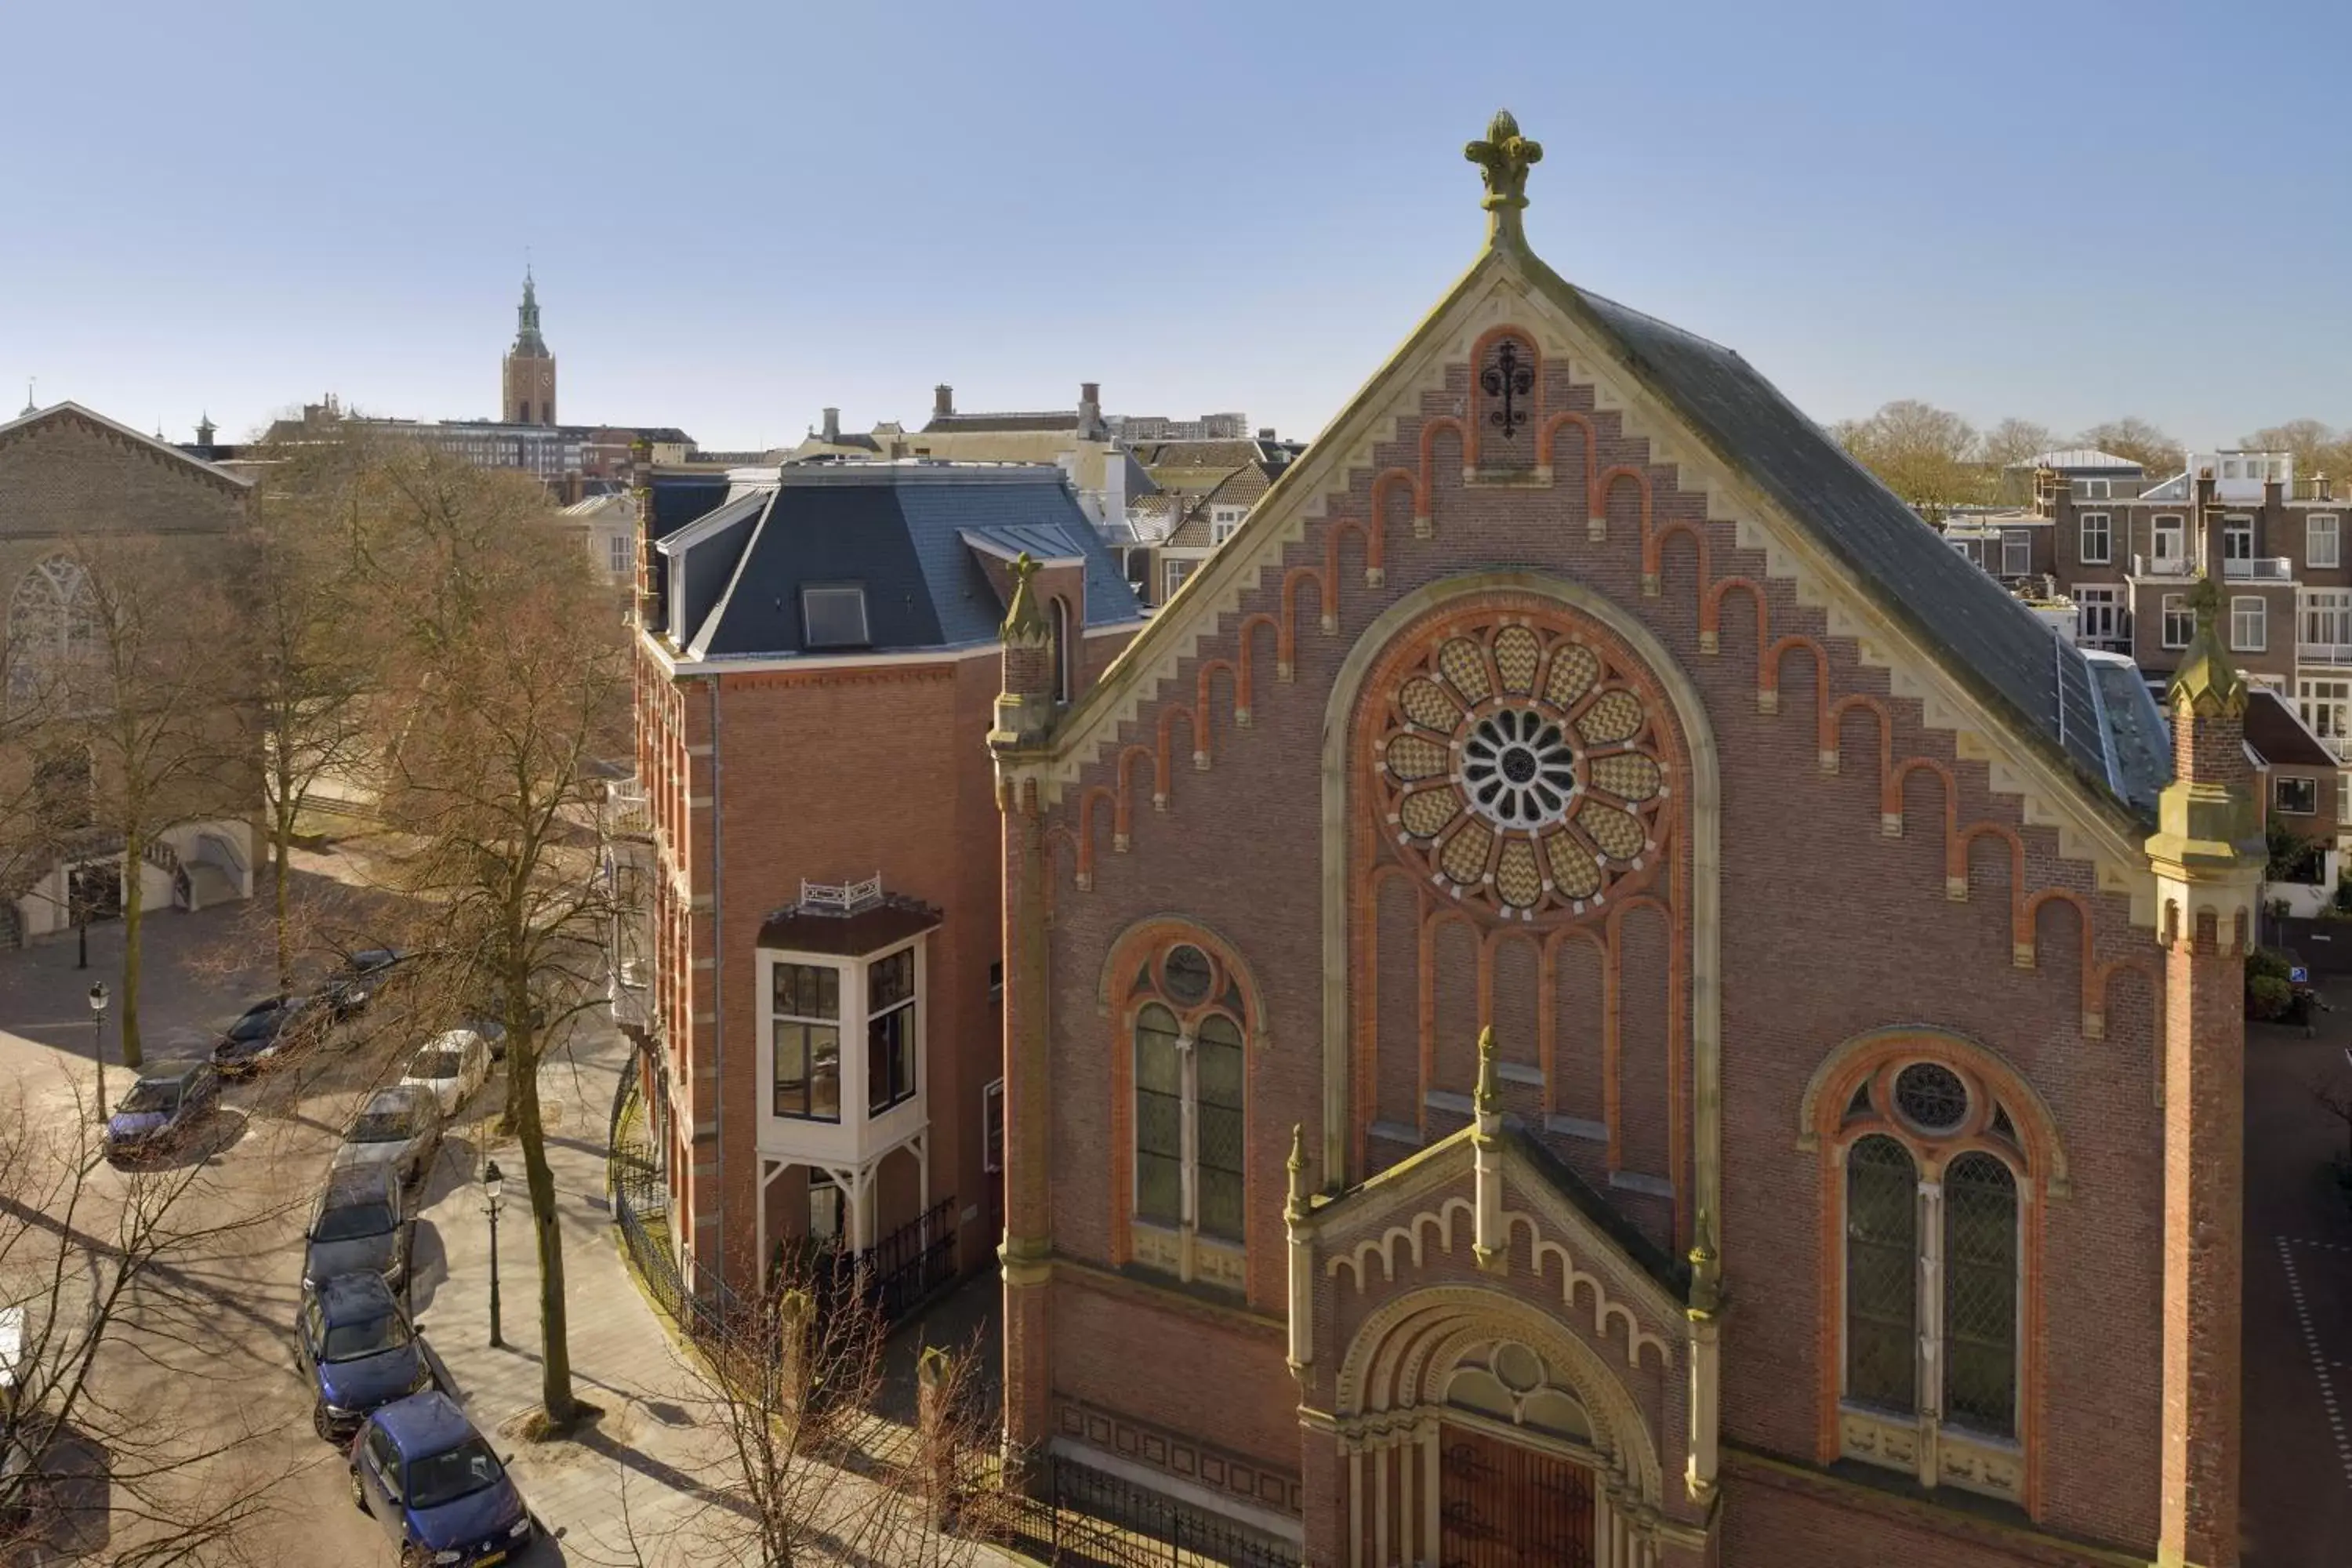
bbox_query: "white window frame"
[2299,679,2352,760]
[2153,515,2185,564]
[2078,477,2111,500]
[607,532,633,578]
[757,937,927,1156]
[1162,557,1200,601]
[2223,459,2243,480]
[768,958,845,1125]
[1947,536,1980,567]
[2230,595,2266,653]
[2310,514,2340,569]
[2302,591,2352,657]
[2276,775,2319,816]
[2078,512,2111,565]
[2000,532,2032,578]
[1209,504,1247,545]
[865,945,919,1117]
[2161,593,2194,650]
[2073,585,2123,649]
[2224,516,2254,561]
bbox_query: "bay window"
[771,963,841,1122]
[867,949,916,1114]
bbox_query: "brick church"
[986,114,2253,1566]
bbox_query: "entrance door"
[1439,1425,1595,1567]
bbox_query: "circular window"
[1161,945,1213,1006]
[1462,709,1576,827]
[1893,1062,1969,1134]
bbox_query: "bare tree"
[2242,419,2352,484]
[1832,399,1987,521]
[1979,417,2056,470]
[344,445,626,1431]
[621,1253,997,1568]
[0,1080,296,1566]
[2077,417,2185,478]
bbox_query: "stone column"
[2147,576,2259,1568]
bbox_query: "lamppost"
[483,1159,505,1348]
[88,982,109,1123]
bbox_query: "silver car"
[331,1085,442,1189]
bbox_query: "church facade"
[988,115,2252,1567]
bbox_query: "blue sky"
[7,0,2347,452]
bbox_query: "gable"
[0,404,251,534]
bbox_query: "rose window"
[1374,617,1669,920]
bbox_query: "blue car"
[297,1273,433,1442]
[348,1393,535,1566]
[209,994,325,1077]
[104,1060,220,1161]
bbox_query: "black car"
[297,1272,433,1442]
[210,995,326,1076]
[104,1059,220,1162]
[320,948,409,1019]
[301,1163,412,1296]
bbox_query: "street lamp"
[88,983,109,1123]
[483,1159,506,1348]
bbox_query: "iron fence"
[971,1453,1314,1568]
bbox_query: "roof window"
[802,586,870,648]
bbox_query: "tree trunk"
[271,788,293,993]
[509,1023,575,1426]
[119,827,145,1069]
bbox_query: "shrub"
[2249,946,2293,984]
[2249,975,2294,1021]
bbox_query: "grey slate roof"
[651,465,1141,659]
[1576,290,2119,803]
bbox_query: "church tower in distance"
[501,269,557,426]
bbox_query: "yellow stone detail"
[1399,677,1460,732]
[1577,689,1643,744]
[1399,789,1461,839]
[1493,626,1541,694]
[1439,819,1494,884]
[1439,638,1492,702]
[1385,734,1449,781]
[1545,833,1602,898]
[1582,802,1644,862]
[1589,752,1662,802]
[1544,644,1600,709]
[1496,840,1543,908]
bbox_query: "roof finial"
[1465,109,1543,250]
[2166,573,2248,720]
[1473,1025,1501,1120]
[20,378,33,417]
[1284,1123,1309,1222]
[1000,552,1050,648]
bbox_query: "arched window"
[8,554,100,713]
[1120,935,1254,1291]
[1944,1152,2019,1436]
[1050,596,1072,706]
[1831,1053,2032,1504]
[1844,1134,1918,1415]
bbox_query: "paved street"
[2241,980,2352,1566]
[0,866,1018,1567]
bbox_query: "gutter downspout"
[707,674,726,1298]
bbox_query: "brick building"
[985,114,2256,1566]
[621,460,1142,1303]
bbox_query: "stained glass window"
[1196,1015,1246,1241]
[1134,1005,1183,1226]
[1944,1152,2019,1436]
[1845,1134,1918,1414]
[1894,1062,1969,1134]
[1162,945,1212,1006]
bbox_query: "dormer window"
[1210,505,1247,545]
[802,585,869,648]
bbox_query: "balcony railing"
[2130,554,2294,582]
[2132,554,2192,578]
[603,778,652,840]
[2301,641,2352,667]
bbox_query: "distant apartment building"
[1119,433,1302,605]
[612,459,1143,1306]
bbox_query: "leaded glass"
[1943,1152,2019,1436]
[1162,945,1213,1006]
[1196,1016,1246,1242]
[1893,1062,1969,1134]
[1134,1006,1183,1225]
[1845,1135,1918,1414]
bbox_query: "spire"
[2166,575,2248,723]
[1000,553,1050,649]
[20,378,33,417]
[512,266,548,358]
[1465,109,1544,250]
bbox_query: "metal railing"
[2301,641,2352,667]
[2227,556,2294,581]
[973,1453,1316,1568]
[602,778,652,840]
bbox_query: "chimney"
[1101,447,1127,529]
[822,407,840,445]
[934,384,955,419]
[1078,382,1103,441]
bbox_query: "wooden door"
[1438,1424,1595,1568]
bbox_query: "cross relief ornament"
[1465,109,1543,245]
[1482,339,1534,440]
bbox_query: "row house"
[616,459,1142,1305]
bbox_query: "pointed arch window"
[8,554,102,713]
[1119,935,1254,1293]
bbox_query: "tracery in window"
[1118,929,1255,1291]
[8,554,102,712]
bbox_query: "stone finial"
[1285,1123,1308,1222]
[1465,110,1543,249]
[2166,575,2247,721]
[1473,1025,1500,1120]
[1000,551,1050,649]
[1687,1210,1722,1319]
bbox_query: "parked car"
[210,994,327,1076]
[301,1163,412,1296]
[347,1392,535,1566]
[459,1015,507,1064]
[319,948,409,1019]
[104,1059,220,1162]
[399,1031,492,1119]
[331,1086,442,1189]
[297,1272,433,1443]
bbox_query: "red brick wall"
[1025,342,2166,1557]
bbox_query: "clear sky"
[6,0,2347,453]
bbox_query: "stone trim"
[1051,1397,1305,1522]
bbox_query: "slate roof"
[922,412,1082,434]
[1573,289,2118,799]
[2246,688,2337,769]
[651,464,1142,659]
[2013,448,2147,474]
[2082,652,2172,815]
